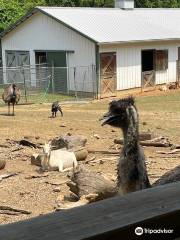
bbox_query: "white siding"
[100,41,180,90]
[1,12,96,91]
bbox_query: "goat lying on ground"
[42,142,77,172]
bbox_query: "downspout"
[95,43,100,99]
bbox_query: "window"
[155,50,168,71]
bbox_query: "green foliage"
[135,0,180,7]
[0,0,46,32]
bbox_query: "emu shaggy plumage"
[2,84,21,116]
[101,97,151,195]
[51,101,63,118]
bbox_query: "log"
[67,166,117,200]
[88,150,119,155]
[0,206,31,215]
[139,132,155,141]
[114,139,171,147]
[171,144,180,150]
[157,149,180,155]
[0,172,18,181]
[153,166,180,186]
[19,140,41,149]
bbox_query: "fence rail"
[0,64,98,103]
[0,181,180,240]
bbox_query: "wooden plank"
[1,182,180,239]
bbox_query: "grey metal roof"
[2,7,180,44]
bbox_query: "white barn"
[1,0,180,97]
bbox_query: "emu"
[2,84,21,116]
[101,96,151,195]
[51,101,63,118]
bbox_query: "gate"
[142,70,155,89]
[100,52,116,98]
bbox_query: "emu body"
[51,101,63,118]
[2,84,21,116]
[101,97,151,195]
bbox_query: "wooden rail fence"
[0,181,180,240]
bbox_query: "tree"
[0,0,46,32]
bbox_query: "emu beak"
[100,112,117,126]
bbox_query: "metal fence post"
[73,67,78,100]
[51,61,55,94]
[22,66,27,103]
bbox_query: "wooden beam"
[1,182,180,239]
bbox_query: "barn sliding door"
[6,51,30,84]
[100,52,116,98]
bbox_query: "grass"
[21,92,75,104]
[137,92,180,112]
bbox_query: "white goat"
[42,142,77,172]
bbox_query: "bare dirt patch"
[0,89,180,224]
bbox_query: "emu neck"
[122,108,139,152]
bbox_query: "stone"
[51,135,87,150]
[74,147,88,161]
[31,154,43,166]
[0,159,6,170]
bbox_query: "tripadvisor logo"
[135,227,143,236]
[135,227,174,235]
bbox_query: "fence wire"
[0,64,98,103]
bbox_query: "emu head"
[43,142,51,156]
[100,96,137,128]
[12,83,16,89]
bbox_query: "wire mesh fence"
[0,64,98,104]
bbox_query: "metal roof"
[2,7,180,44]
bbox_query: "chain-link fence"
[0,64,98,103]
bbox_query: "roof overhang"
[0,7,98,44]
[98,38,180,45]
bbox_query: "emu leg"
[8,103,10,115]
[12,103,15,116]
[59,108,63,117]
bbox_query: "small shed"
[1,0,180,97]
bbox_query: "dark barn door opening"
[141,49,155,88]
[35,51,67,93]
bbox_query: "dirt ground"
[0,89,180,225]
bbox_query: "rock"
[31,154,43,166]
[51,135,87,150]
[93,134,100,139]
[0,159,6,170]
[53,187,61,193]
[74,147,88,161]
